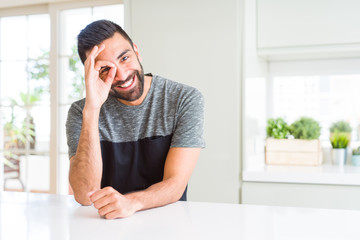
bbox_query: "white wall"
[242,0,268,169]
[127,0,243,203]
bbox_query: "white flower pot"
[332,148,347,166]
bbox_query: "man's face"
[94,33,144,102]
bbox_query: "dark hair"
[77,19,134,64]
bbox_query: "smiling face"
[93,32,145,103]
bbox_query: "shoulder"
[69,98,86,112]
[67,99,85,122]
[153,75,204,102]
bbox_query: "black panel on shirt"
[100,134,187,201]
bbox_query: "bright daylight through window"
[0,3,124,194]
[272,74,360,142]
[0,14,50,192]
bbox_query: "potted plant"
[330,120,352,141]
[330,120,352,133]
[266,117,289,139]
[265,117,322,166]
[289,117,321,140]
[330,132,350,166]
[352,147,360,166]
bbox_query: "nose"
[114,65,128,81]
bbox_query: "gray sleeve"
[171,88,205,148]
[65,102,84,159]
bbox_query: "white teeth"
[120,78,134,88]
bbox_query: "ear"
[133,43,143,62]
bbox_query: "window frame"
[0,0,125,193]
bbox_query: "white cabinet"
[257,0,360,60]
[242,163,360,210]
[242,181,360,210]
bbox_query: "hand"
[89,187,140,219]
[83,44,117,110]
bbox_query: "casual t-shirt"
[66,74,205,200]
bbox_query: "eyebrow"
[117,49,131,60]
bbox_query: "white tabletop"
[1,191,360,240]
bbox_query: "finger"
[104,66,117,84]
[92,189,122,210]
[88,45,99,58]
[94,60,115,71]
[97,44,105,53]
[87,189,97,199]
[103,209,118,219]
[98,202,117,217]
[85,44,106,68]
[89,44,105,59]
[84,46,98,71]
[104,211,119,219]
[93,194,114,210]
[90,186,114,202]
[104,208,133,219]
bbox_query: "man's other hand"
[89,187,142,219]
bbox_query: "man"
[66,20,205,219]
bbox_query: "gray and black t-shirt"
[66,75,205,200]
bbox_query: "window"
[244,58,360,166]
[0,1,124,194]
[272,74,360,142]
[0,14,50,192]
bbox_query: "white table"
[1,191,360,240]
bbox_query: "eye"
[99,66,111,79]
[100,66,110,74]
[121,56,129,62]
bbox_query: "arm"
[128,147,201,205]
[90,147,201,219]
[68,109,102,205]
[69,45,116,205]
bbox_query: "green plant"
[289,117,321,140]
[20,88,43,107]
[330,132,350,149]
[68,44,85,100]
[2,105,34,170]
[330,120,352,133]
[30,50,49,81]
[2,151,19,169]
[3,101,35,149]
[352,146,360,155]
[266,118,289,139]
[1,50,48,171]
[27,49,49,105]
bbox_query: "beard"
[109,63,145,102]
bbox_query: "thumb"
[87,188,98,199]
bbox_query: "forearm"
[125,177,186,212]
[126,148,200,212]
[69,108,103,205]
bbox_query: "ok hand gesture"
[83,44,117,111]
